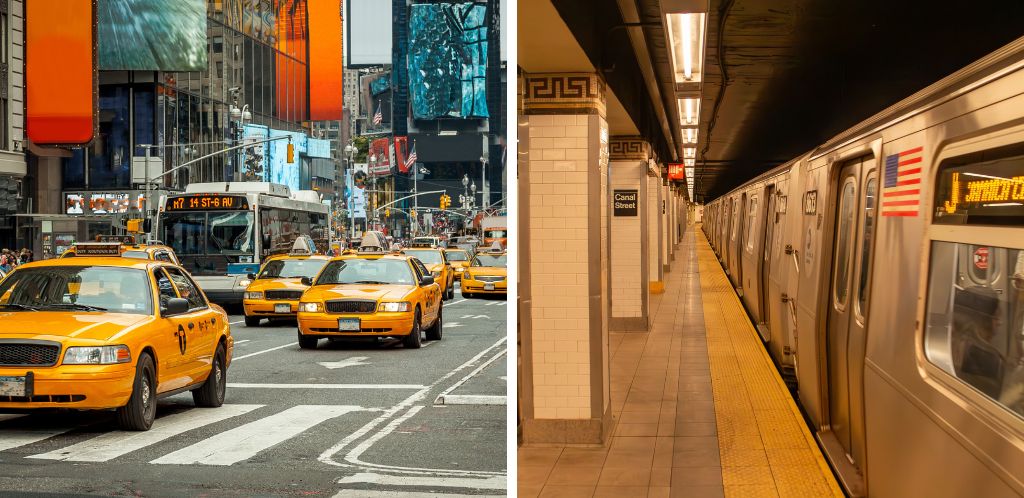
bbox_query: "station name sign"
[613,190,638,216]
[165,194,249,211]
[934,156,1024,225]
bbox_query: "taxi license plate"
[484,283,495,291]
[274,304,291,314]
[0,376,27,396]
[338,318,361,331]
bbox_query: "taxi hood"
[0,312,151,343]
[248,278,309,291]
[471,267,507,277]
[305,284,414,302]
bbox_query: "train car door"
[734,193,747,290]
[824,156,876,479]
[759,184,777,341]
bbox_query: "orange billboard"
[307,0,344,121]
[26,0,96,145]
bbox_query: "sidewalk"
[517,227,842,498]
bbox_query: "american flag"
[373,101,383,125]
[406,141,417,169]
[881,146,923,217]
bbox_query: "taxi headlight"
[299,302,322,313]
[63,345,131,365]
[244,291,264,300]
[464,273,474,281]
[378,301,411,312]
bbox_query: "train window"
[966,244,999,286]
[925,241,1024,419]
[834,180,856,307]
[746,197,758,251]
[731,199,739,241]
[934,152,1024,226]
[857,178,878,315]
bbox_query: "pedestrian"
[19,248,30,265]
[0,249,10,273]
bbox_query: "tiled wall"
[526,113,595,420]
[648,175,661,282]
[610,160,644,319]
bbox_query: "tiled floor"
[518,227,843,498]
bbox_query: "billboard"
[409,3,489,119]
[394,136,411,174]
[308,0,344,120]
[242,124,270,181]
[346,0,392,66]
[26,0,95,145]
[268,130,307,191]
[98,0,207,71]
[274,0,309,122]
[369,138,392,177]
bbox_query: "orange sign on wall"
[26,0,96,145]
[307,0,344,121]
[668,163,685,181]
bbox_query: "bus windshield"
[161,211,255,275]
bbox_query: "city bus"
[155,182,329,305]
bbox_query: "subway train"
[702,37,1024,497]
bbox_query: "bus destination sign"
[165,195,249,211]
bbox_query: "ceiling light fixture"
[666,12,706,84]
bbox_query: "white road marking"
[0,414,25,423]
[229,320,245,325]
[444,322,464,328]
[434,395,506,406]
[232,342,297,360]
[227,383,423,390]
[151,405,362,466]
[319,337,508,478]
[0,427,72,452]
[318,357,370,370]
[433,348,507,406]
[446,299,467,306]
[233,340,250,345]
[334,491,504,498]
[337,472,506,490]
[485,301,502,306]
[460,315,489,319]
[26,404,262,462]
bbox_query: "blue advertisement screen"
[408,3,488,119]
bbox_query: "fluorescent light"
[684,158,695,166]
[684,128,697,144]
[678,98,700,126]
[683,148,696,158]
[666,13,706,83]
[438,130,457,136]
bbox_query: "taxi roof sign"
[73,242,122,256]
[289,235,316,255]
[488,241,504,253]
[97,234,136,245]
[357,231,389,254]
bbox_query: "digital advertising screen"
[98,0,208,71]
[408,3,489,119]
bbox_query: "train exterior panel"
[702,38,1024,497]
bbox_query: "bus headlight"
[245,291,264,300]
[299,302,322,313]
[378,302,411,312]
[63,345,131,365]
[237,279,251,288]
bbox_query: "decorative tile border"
[522,72,606,117]
[610,136,650,161]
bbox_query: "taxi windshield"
[0,266,152,314]
[404,250,443,265]
[316,259,415,285]
[472,255,507,267]
[445,251,469,262]
[259,259,328,279]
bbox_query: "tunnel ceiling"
[553,0,1024,202]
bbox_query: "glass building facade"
[61,0,315,194]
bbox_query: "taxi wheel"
[446,281,455,300]
[244,315,261,327]
[116,353,156,431]
[403,310,423,349]
[425,304,443,341]
[463,291,474,299]
[298,331,319,349]
[193,344,227,408]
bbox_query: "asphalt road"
[0,284,508,497]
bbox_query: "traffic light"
[286,143,295,163]
[385,208,391,218]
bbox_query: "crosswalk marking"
[337,472,507,490]
[26,404,262,462]
[151,405,361,466]
[0,427,73,453]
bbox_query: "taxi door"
[412,259,440,324]
[164,267,218,387]
[152,267,191,391]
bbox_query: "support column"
[609,136,651,332]
[520,72,612,444]
[662,182,671,273]
[647,164,663,294]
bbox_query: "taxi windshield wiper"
[351,280,390,285]
[0,303,40,311]
[40,303,109,312]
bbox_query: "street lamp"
[412,165,429,236]
[479,155,488,210]
[343,144,357,240]
[229,97,252,181]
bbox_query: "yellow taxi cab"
[444,249,472,281]
[61,235,181,266]
[0,244,233,431]
[402,245,455,300]
[461,243,507,298]
[296,232,443,349]
[242,239,330,327]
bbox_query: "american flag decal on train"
[881,146,923,216]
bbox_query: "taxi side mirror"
[163,298,190,317]
[247,272,257,281]
[420,275,435,286]
[300,276,313,286]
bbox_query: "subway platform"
[518,227,843,498]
